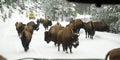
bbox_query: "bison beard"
[44,31,51,44]
[20,30,32,52]
[105,48,120,60]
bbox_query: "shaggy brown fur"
[70,19,84,33]
[83,21,95,39]
[27,21,39,32]
[0,55,6,60]
[44,22,64,46]
[94,21,109,32]
[105,48,120,60]
[15,22,25,36]
[24,25,33,35]
[42,19,52,30]
[20,28,32,52]
[57,26,79,53]
[66,23,76,32]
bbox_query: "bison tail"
[105,51,110,60]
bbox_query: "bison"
[105,48,120,60]
[83,21,95,39]
[42,19,52,30]
[66,22,76,33]
[27,21,39,31]
[0,55,6,60]
[93,21,110,32]
[44,22,64,46]
[70,19,84,34]
[20,27,32,52]
[37,18,44,24]
[57,26,79,53]
[15,22,26,36]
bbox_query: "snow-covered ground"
[0,6,120,60]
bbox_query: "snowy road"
[0,10,120,60]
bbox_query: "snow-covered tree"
[89,4,120,33]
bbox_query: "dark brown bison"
[44,22,64,46]
[0,55,6,60]
[57,26,79,53]
[83,21,95,39]
[42,19,52,30]
[27,21,39,34]
[70,19,84,34]
[20,28,32,52]
[93,21,110,32]
[105,48,120,60]
[15,22,26,36]
[37,18,44,24]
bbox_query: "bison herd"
[15,18,52,52]
[15,18,120,60]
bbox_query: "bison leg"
[58,43,60,51]
[65,46,68,53]
[54,42,57,46]
[21,39,30,52]
[62,44,65,52]
[90,35,93,39]
[69,45,72,53]
[77,28,80,34]
[21,39,27,52]
[21,41,26,51]
[85,30,88,38]
[46,26,49,30]
[26,41,30,51]
[24,42,29,52]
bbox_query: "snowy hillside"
[0,7,120,60]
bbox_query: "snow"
[0,5,120,60]
[75,13,92,22]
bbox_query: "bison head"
[44,31,51,43]
[72,34,79,48]
[34,24,39,31]
[48,21,52,26]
